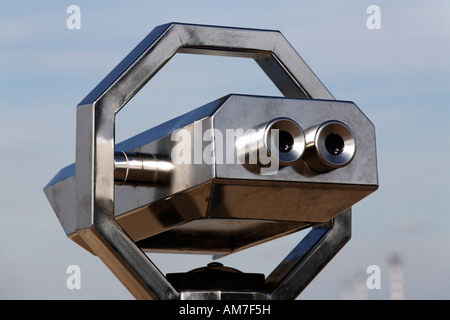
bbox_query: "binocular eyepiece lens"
[302,120,356,172]
[325,133,345,156]
[258,118,305,167]
[279,130,294,153]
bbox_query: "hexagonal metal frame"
[73,22,349,300]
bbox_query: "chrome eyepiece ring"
[303,120,356,172]
[265,118,306,166]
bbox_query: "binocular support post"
[266,208,350,300]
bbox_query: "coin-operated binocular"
[44,23,378,300]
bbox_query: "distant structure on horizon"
[340,273,368,300]
[389,254,404,300]
[341,253,405,300]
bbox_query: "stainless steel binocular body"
[44,23,378,300]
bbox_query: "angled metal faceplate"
[212,95,377,185]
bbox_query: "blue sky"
[1,1,449,299]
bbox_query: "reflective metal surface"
[44,22,378,300]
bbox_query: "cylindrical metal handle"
[114,151,173,186]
